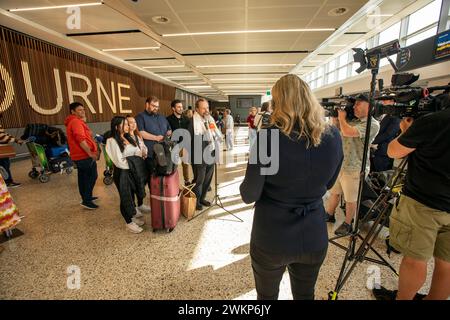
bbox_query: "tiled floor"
[0,127,434,300]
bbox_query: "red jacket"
[64,115,97,161]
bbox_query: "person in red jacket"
[65,102,99,210]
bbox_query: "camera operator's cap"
[355,93,369,103]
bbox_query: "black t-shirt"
[398,108,450,212]
[166,114,190,131]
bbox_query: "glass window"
[379,22,401,45]
[338,53,349,67]
[338,67,347,81]
[327,71,336,84]
[406,26,438,46]
[408,0,442,35]
[317,66,324,77]
[317,77,323,88]
[380,54,398,67]
[328,59,336,71]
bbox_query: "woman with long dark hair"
[240,74,343,300]
[106,116,146,234]
[126,115,150,215]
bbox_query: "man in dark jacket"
[188,98,216,210]
[371,110,400,172]
[167,99,191,185]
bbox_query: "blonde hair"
[270,74,327,147]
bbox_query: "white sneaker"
[135,208,144,218]
[138,204,151,213]
[126,222,143,234]
[132,217,145,227]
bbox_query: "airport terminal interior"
[1,0,450,300]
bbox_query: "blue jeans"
[74,158,98,204]
[0,158,13,183]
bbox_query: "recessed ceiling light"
[102,46,160,52]
[9,2,102,11]
[152,16,171,24]
[197,64,295,68]
[162,28,335,37]
[328,7,349,17]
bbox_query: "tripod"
[190,162,244,222]
[328,159,407,299]
[328,52,400,300]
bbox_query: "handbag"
[180,183,197,221]
[0,145,16,159]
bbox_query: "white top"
[224,115,234,131]
[105,138,143,169]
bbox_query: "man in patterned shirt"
[325,94,380,235]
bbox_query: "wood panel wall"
[0,25,201,128]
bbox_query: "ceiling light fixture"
[209,78,279,81]
[367,14,394,17]
[9,2,102,12]
[102,46,160,52]
[185,85,212,89]
[164,76,199,79]
[143,65,185,69]
[197,64,295,68]
[162,28,335,37]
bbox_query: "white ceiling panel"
[9,4,137,34]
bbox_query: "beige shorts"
[329,170,360,203]
[389,195,450,262]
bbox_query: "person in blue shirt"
[135,96,172,172]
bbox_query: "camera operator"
[373,100,450,300]
[370,100,401,172]
[326,94,380,235]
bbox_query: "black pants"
[250,243,327,300]
[0,158,13,183]
[74,158,98,204]
[113,166,136,224]
[192,163,214,204]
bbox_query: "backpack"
[152,139,176,176]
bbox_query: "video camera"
[321,95,356,120]
[374,73,450,118]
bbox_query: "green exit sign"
[266,90,271,96]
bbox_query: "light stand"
[190,154,244,222]
[328,46,401,300]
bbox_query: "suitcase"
[150,170,181,232]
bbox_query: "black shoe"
[90,196,99,202]
[373,287,397,300]
[200,200,211,207]
[325,213,336,223]
[334,222,352,236]
[373,287,427,300]
[196,204,203,210]
[81,202,98,210]
[7,182,21,188]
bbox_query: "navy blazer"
[240,125,343,255]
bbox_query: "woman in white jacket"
[106,116,145,234]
